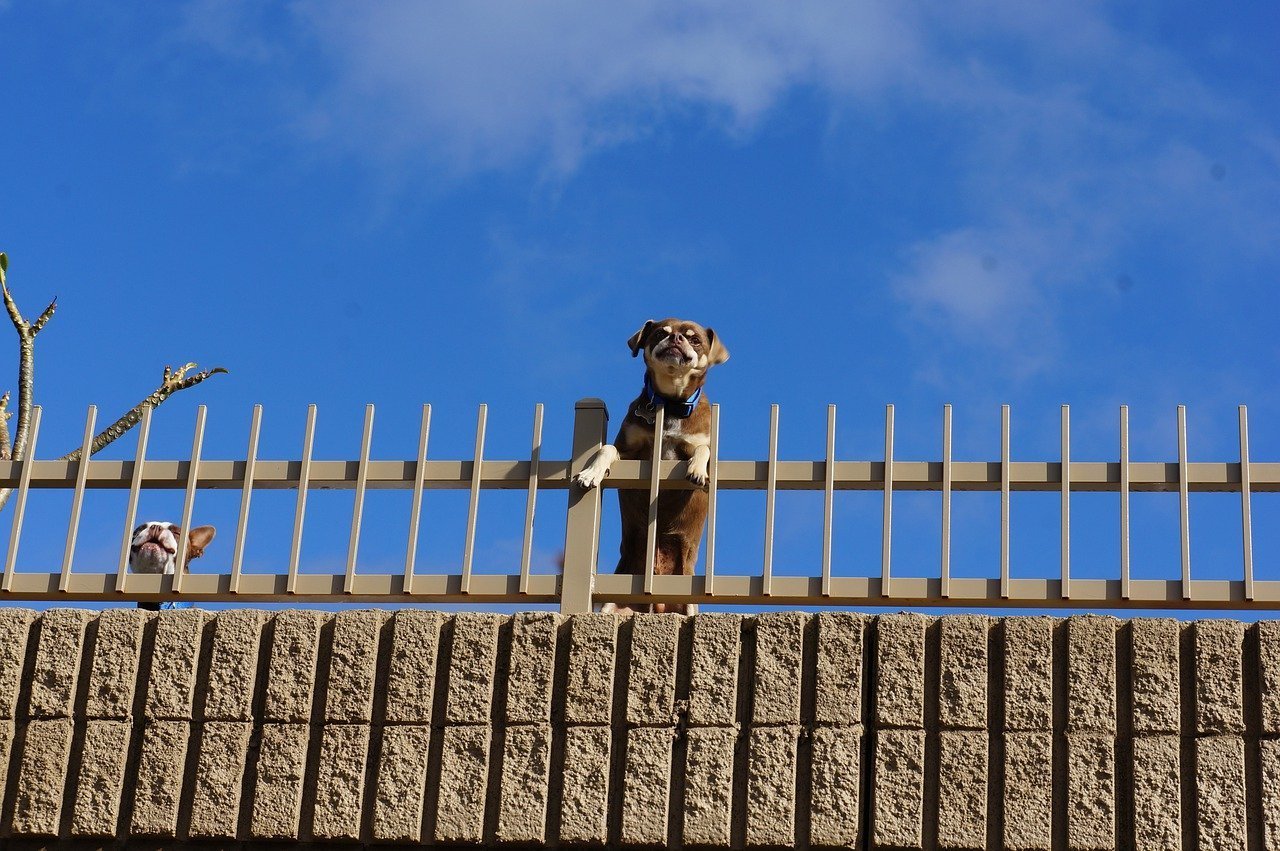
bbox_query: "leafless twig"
[0,251,227,510]
[58,363,229,462]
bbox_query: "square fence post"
[561,398,608,614]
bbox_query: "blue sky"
[1,1,1278,613]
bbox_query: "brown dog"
[573,318,729,612]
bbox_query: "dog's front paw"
[574,467,607,489]
[686,463,710,488]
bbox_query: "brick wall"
[0,608,1275,848]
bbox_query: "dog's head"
[627,319,728,393]
[128,521,216,575]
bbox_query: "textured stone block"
[384,609,444,724]
[810,725,861,848]
[12,717,75,835]
[0,608,35,719]
[263,610,324,723]
[752,612,806,725]
[1004,732,1052,850]
[872,728,924,848]
[29,608,93,718]
[939,616,990,730]
[876,612,927,728]
[627,614,682,725]
[497,724,553,843]
[1195,619,1245,734]
[445,613,501,724]
[251,722,310,839]
[505,612,560,724]
[1196,735,1246,851]
[1004,617,1054,731]
[622,726,674,845]
[1132,735,1180,850]
[684,726,737,847]
[1066,734,1114,850]
[189,721,254,838]
[144,609,206,720]
[372,724,431,842]
[130,719,191,836]
[1261,740,1280,850]
[564,614,619,725]
[747,725,800,846]
[814,612,864,726]
[1067,615,1116,733]
[1130,619,1180,734]
[688,614,741,726]
[324,609,387,723]
[937,731,986,850]
[434,725,491,843]
[1259,621,1280,733]
[70,720,132,836]
[311,723,371,840]
[0,719,14,821]
[560,726,611,843]
[203,609,266,721]
[84,609,147,719]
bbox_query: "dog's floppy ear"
[183,525,217,568]
[706,328,729,366]
[627,320,657,358]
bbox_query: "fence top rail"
[0,458,1271,492]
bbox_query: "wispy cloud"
[182,0,930,172]
[178,0,1280,372]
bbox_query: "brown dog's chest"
[617,407,709,462]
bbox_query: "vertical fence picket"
[1120,406,1131,599]
[519,403,543,594]
[1178,405,1191,599]
[403,404,431,595]
[821,404,836,597]
[705,403,720,597]
[941,404,952,598]
[1241,405,1254,601]
[2,406,41,592]
[117,405,153,591]
[999,405,1010,599]
[229,404,262,593]
[59,406,97,591]
[1061,405,1071,599]
[344,404,374,594]
[881,404,894,598]
[287,405,316,594]
[763,405,779,597]
[644,406,665,596]
[460,404,487,594]
[172,406,207,595]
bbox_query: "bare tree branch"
[31,298,57,335]
[0,253,228,513]
[57,363,229,462]
[1,273,38,463]
[0,390,11,461]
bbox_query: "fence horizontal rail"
[0,399,1272,611]
[1,458,1275,492]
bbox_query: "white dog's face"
[129,521,216,574]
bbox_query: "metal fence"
[0,398,1273,611]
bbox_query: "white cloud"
[281,0,929,172]
[178,0,1280,371]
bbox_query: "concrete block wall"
[0,608,1276,848]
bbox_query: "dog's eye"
[689,337,701,346]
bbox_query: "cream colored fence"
[0,399,1272,610]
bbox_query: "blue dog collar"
[639,373,702,421]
